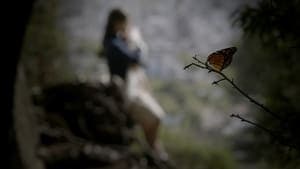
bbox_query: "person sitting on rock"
[101,8,167,160]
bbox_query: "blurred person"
[102,8,167,160]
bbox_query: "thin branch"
[212,78,226,85]
[192,56,206,65]
[215,70,281,120]
[230,113,300,151]
[184,57,282,121]
[184,55,300,151]
[183,63,206,70]
[230,113,277,138]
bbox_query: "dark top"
[103,35,141,80]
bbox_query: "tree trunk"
[14,64,45,169]
[3,1,35,168]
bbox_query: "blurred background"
[9,0,300,169]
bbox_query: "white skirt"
[125,66,165,126]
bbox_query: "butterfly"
[206,47,237,71]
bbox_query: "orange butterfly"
[206,47,237,71]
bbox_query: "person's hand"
[117,29,129,42]
[129,62,140,69]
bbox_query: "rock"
[33,82,174,169]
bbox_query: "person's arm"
[111,38,141,63]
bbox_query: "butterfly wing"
[207,53,225,71]
[207,47,237,71]
[221,47,236,69]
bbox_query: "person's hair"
[103,8,127,44]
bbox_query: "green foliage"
[151,78,232,132]
[151,79,202,129]
[21,0,75,86]
[160,128,237,169]
[234,0,300,168]
[236,0,300,47]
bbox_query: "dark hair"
[103,8,127,44]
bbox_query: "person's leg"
[140,115,160,148]
[141,118,169,161]
[129,98,168,161]
[126,67,167,159]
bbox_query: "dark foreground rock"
[33,82,174,169]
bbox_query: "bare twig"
[183,63,206,70]
[230,113,277,138]
[212,78,226,85]
[217,71,281,120]
[185,56,282,121]
[230,113,299,150]
[184,55,300,151]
